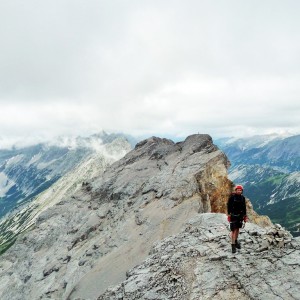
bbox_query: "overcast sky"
[0,0,299,147]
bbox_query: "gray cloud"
[0,0,300,146]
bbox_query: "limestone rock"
[0,134,297,300]
[98,214,300,300]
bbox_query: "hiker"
[227,185,248,253]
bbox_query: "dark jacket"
[227,193,247,217]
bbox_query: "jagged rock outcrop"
[99,213,300,300]
[0,134,296,300]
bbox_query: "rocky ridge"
[0,134,298,300]
[99,213,299,300]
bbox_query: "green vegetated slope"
[0,204,37,254]
[244,170,300,236]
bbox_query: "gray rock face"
[0,134,298,300]
[91,135,231,213]
[99,214,300,300]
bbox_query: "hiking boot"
[231,244,236,253]
[235,240,241,249]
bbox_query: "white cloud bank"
[0,0,299,146]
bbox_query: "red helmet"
[235,185,243,191]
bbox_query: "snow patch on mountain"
[26,153,42,166]
[227,166,247,182]
[5,155,24,167]
[0,173,14,197]
[217,133,291,150]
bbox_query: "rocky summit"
[0,134,299,300]
[99,214,300,300]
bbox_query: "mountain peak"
[0,134,298,300]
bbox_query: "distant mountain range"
[0,132,135,219]
[0,134,132,254]
[215,133,300,236]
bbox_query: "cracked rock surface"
[99,214,300,300]
[0,134,297,300]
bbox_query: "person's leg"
[235,228,241,249]
[231,228,239,253]
[231,230,235,244]
[232,228,239,243]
